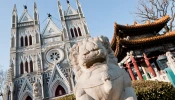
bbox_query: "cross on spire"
[67,0,70,4]
[24,5,27,9]
[47,13,52,18]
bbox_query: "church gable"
[23,83,32,92]
[52,68,62,82]
[42,18,62,37]
[66,5,78,15]
[48,64,69,87]
[19,12,33,23]
[19,79,33,95]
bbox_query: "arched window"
[20,37,24,47]
[25,61,28,73]
[20,62,24,74]
[74,28,78,37]
[70,28,74,38]
[11,36,15,48]
[36,33,39,43]
[30,61,33,72]
[55,85,66,97]
[29,35,32,45]
[25,36,28,46]
[26,96,32,100]
[12,15,16,28]
[78,27,82,36]
[12,15,15,23]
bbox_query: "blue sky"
[0,0,138,71]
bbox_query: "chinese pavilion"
[111,15,175,80]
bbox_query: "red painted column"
[143,53,156,77]
[130,55,143,80]
[126,62,136,80]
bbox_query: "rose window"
[46,49,64,64]
[50,52,60,61]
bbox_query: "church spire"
[57,0,64,20]
[12,4,18,28]
[76,0,84,17]
[13,4,17,12]
[34,2,37,10]
[34,2,39,24]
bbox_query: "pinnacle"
[13,4,17,11]
[34,2,37,9]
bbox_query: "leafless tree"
[0,66,7,97]
[134,0,175,32]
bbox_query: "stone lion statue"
[69,36,137,100]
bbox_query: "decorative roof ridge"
[115,15,170,28]
[120,31,175,43]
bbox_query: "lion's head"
[69,36,118,79]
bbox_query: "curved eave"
[120,32,175,47]
[115,15,170,30]
[111,23,118,50]
[110,15,170,51]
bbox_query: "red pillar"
[143,53,156,77]
[130,55,143,80]
[126,62,136,80]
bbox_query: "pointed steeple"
[34,2,37,9]
[76,0,84,17]
[12,4,18,28]
[34,2,39,24]
[58,0,64,20]
[13,4,17,12]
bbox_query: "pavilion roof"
[114,15,170,31]
[120,31,175,47]
[110,15,175,62]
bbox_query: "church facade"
[3,0,90,100]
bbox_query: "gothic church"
[3,0,90,100]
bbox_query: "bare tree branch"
[0,67,7,97]
[170,0,175,31]
[134,0,175,32]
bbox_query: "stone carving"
[33,81,42,100]
[166,51,175,74]
[69,36,137,100]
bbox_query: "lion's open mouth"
[83,57,106,68]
